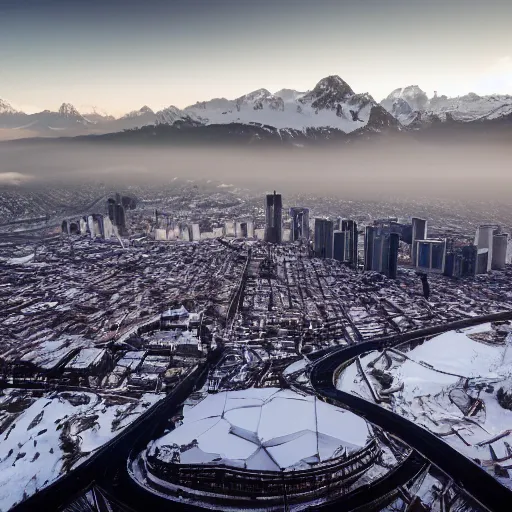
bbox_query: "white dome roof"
[149,388,371,472]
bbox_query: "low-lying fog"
[0,137,511,200]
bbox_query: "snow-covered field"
[0,390,163,511]
[337,324,512,488]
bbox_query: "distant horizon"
[1,0,511,116]
[3,75,512,117]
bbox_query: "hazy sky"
[1,0,511,115]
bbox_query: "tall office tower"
[264,191,283,244]
[94,214,105,238]
[462,245,478,276]
[225,221,236,237]
[87,215,96,238]
[365,228,399,279]
[379,232,399,279]
[246,220,254,238]
[290,207,310,241]
[340,219,358,269]
[388,233,400,279]
[314,219,334,258]
[492,234,508,270]
[107,198,116,223]
[103,216,114,239]
[411,218,427,265]
[364,226,376,271]
[79,217,87,235]
[333,230,350,262]
[474,225,494,273]
[191,223,201,241]
[114,204,126,232]
[235,222,244,238]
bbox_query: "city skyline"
[1,0,511,115]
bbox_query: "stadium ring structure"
[131,387,380,508]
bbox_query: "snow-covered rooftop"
[65,348,107,370]
[149,387,371,472]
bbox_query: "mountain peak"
[236,88,272,103]
[0,99,19,115]
[58,103,82,117]
[313,76,354,96]
[385,86,428,111]
[138,105,154,114]
[301,76,356,110]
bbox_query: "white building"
[191,223,201,241]
[213,227,225,238]
[224,221,236,237]
[254,228,265,240]
[154,228,167,241]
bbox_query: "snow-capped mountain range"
[380,86,512,126]
[1,76,511,140]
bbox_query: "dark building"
[477,250,489,275]
[290,207,310,241]
[264,191,283,244]
[333,230,349,263]
[314,219,334,259]
[114,204,126,232]
[107,198,116,222]
[492,233,508,270]
[239,222,248,238]
[462,245,478,277]
[444,252,462,278]
[364,227,399,279]
[364,226,376,271]
[340,219,358,269]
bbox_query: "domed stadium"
[137,388,380,507]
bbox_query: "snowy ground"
[337,323,512,489]
[0,389,163,511]
[148,387,371,472]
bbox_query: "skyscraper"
[333,231,349,262]
[114,204,126,232]
[340,219,358,269]
[290,207,310,241]
[475,225,495,273]
[314,219,334,259]
[462,245,478,276]
[411,218,427,265]
[107,198,116,223]
[265,191,283,244]
[364,226,376,271]
[492,233,508,270]
[364,227,399,279]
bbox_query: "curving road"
[310,311,512,512]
